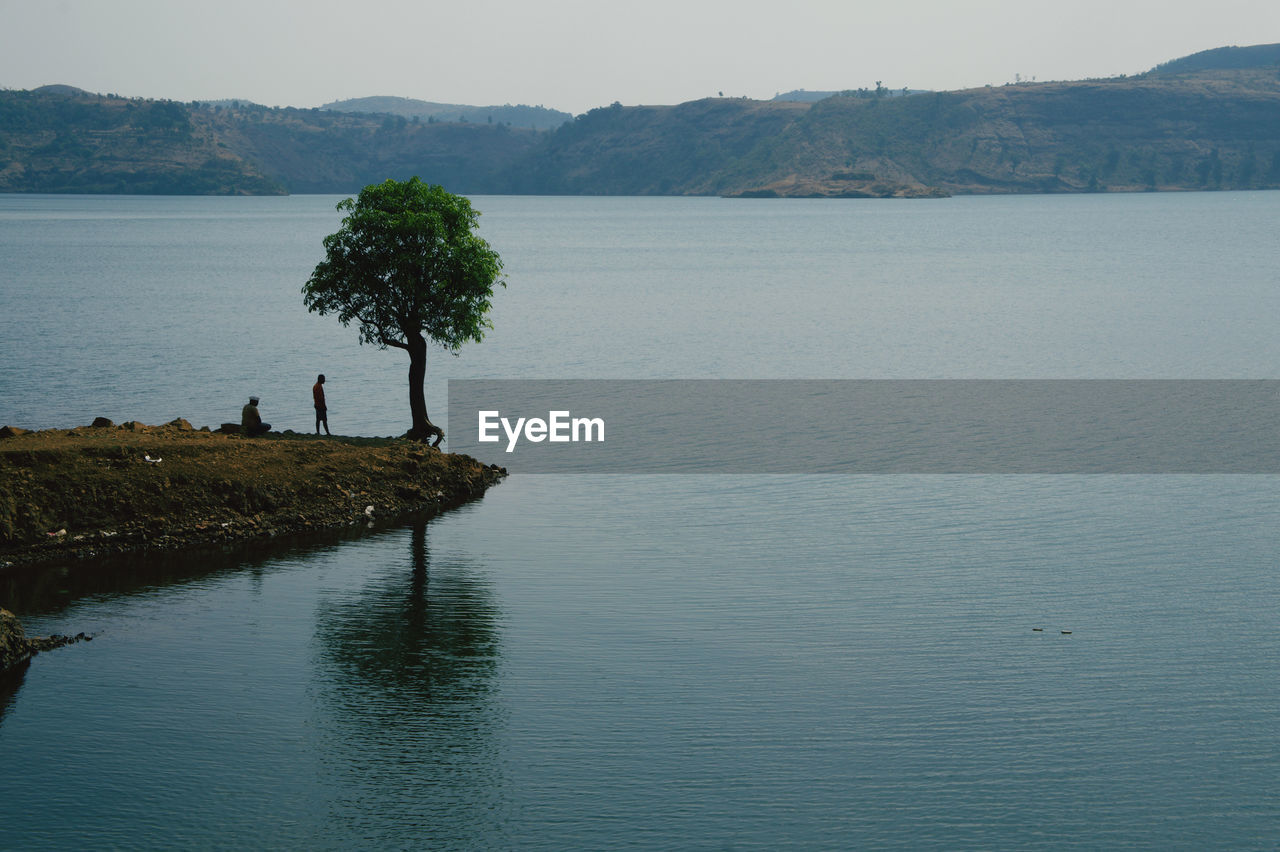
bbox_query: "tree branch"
[351,307,407,349]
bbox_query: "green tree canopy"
[303,177,504,443]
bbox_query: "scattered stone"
[90,417,114,428]
[27,632,92,653]
[1,609,93,673]
[0,426,30,439]
[165,418,194,431]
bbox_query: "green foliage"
[144,100,191,134]
[303,178,504,353]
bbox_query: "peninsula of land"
[0,418,505,569]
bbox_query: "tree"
[303,177,504,445]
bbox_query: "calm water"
[1,192,1279,849]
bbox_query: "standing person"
[242,396,271,437]
[313,374,330,435]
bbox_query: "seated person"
[241,396,271,436]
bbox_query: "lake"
[1,191,1278,849]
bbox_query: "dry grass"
[0,420,503,566]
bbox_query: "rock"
[216,423,242,434]
[165,418,194,431]
[90,417,115,428]
[0,608,34,673]
[0,425,30,439]
[27,632,90,652]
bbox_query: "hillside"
[0,91,542,195]
[2,43,1279,197]
[495,62,1280,197]
[1150,43,1280,75]
[0,88,286,194]
[194,101,542,194]
[502,98,813,195]
[322,96,572,130]
[715,69,1280,196]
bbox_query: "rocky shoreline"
[0,608,91,673]
[1,418,505,568]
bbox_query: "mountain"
[31,84,91,96]
[773,87,924,102]
[773,90,842,103]
[501,98,812,194]
[196,101,541,194]
[0,90,540,195]
[711,68,1280,197]
[321,96,572,130]
[1148,43,1280,76]
[2,44,1279,197]
[0,88,286,194]
[501,56,1280,198]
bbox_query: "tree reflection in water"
[311,521,508,844]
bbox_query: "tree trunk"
[406,333,444,446]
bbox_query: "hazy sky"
[2,0,1277,114]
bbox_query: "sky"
[2,0,1278,115]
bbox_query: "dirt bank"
[0,419,505,569]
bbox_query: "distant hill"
[502,98,812,194]
[773,90,840,103]
[321,96,572,130]
[773,87,925,102]
[503,63,1280,197]
[711,68,1280,197]
[1148,43,1280,75]
[0,89,286,194]
[197,102,542,194]
[32,84,91,96]
[0,91,541,195]
[3,44,1280,197]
